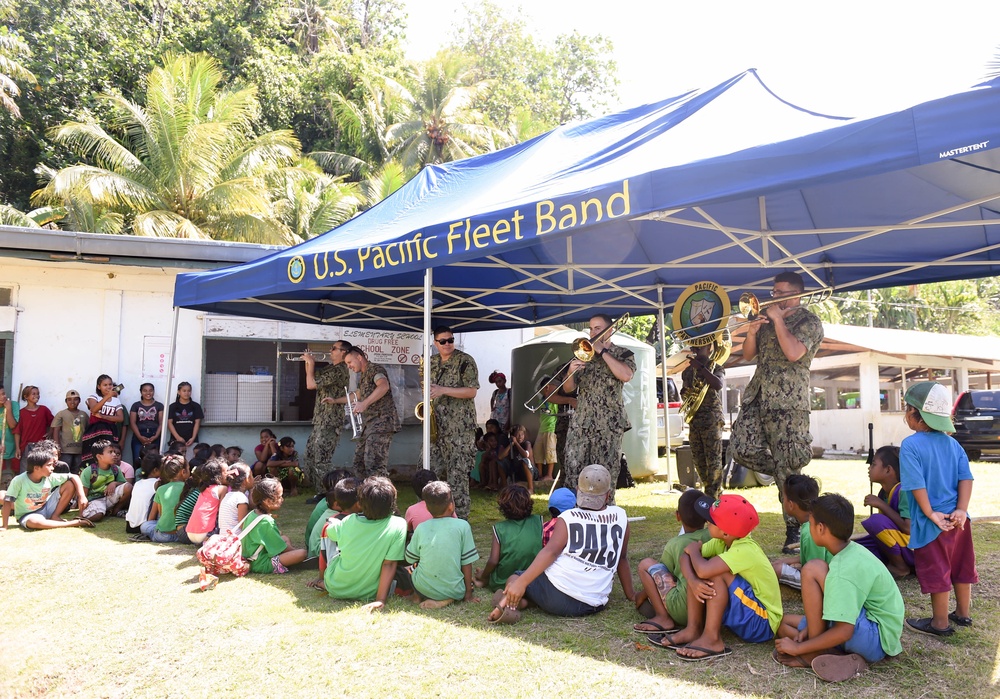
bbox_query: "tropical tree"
[270,157,361,239]
[385,52,510,169]
[33,53,303,243]
[0,31,35,118]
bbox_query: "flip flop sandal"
[949,611,973,627]
[772,649,812,670]
[488,605,521,624]
[676,644,732,662]
[633,621,675,635]
[647,632,682,650]
[811,653,868,682]
[906,617,954,637]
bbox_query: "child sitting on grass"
[185,457,230,545]
[2,443,92,530]
[774,493,904,682]
[542,487,576,545]
[218,463,253,534]
[404,481,480,609]
[474,484,542,591]
[241,478,307,574]
[79,439,133,523]
[175,463,211,545]
[771,475,831,589]
[404,469,446,536]
[855,446,913,578]
[320,476,407,612]
[309,476,361,562]
[125,452,162,535]
[305,468,352,554]
[662,494,782,661]
[488,464,634,623]
[268,436,302,496]
[899,382,978,637]
[136,454,188,543]
[634,489,710,636]
[507,424,536,492]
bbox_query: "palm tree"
[385,52,511,169]
[271,157,361,239]
[34,53,301,243]
[0,32,36,119]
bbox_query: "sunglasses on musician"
[436,338,455,344]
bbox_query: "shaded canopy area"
[174,70,1000,331]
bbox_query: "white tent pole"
[422,269,432,471]
[159,306,180,454]
[658,286,674,491]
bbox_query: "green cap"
[904,381,955,433]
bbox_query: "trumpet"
[345,388,363,440]
[280,351,333,362]
[523,313,630,413]
[414,400,438,442]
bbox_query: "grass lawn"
[1,458,998,699]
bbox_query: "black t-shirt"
[168,401,204,441]
[130,401,165,438]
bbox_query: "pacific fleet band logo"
[672,281,730,347]
[288,255,306,283]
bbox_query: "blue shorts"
[520,570,605,617]
[139,519,179,543]
[722,575,774,643]
[18,490,63,529]
[797,608,886,663]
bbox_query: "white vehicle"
[656,377,686,453]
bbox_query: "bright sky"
[401,0,1000,119]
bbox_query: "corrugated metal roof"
[819,323,1000,362]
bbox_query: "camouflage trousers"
[562,424,624,502]
[555,415,570,477]
[352,430,393,480]
[428,433,475,520]
[303,423,343,493]
[729,402,812,527]
[689,420,724,499]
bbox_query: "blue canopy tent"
[170,69,1000,477]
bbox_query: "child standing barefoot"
[241,478,307,574]
[900,383,978,636]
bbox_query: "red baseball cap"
[694,495,759,539]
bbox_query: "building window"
[201,338,420,425]
[809,367,861,410]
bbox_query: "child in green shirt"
[635,489,711,635]
[241,478,307,574]
[136,454,188,542]
[474,484,543,592]
[2,443,92,530]
[79,439,133,522]
[772,474,832,589]
[774,493,904,682]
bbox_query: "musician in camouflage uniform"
[728,272,824,553]
[428,326,479,520]
[345,347,400,479]
[681,341,725,498]
[562,314,636,499]
[302,342,351,496]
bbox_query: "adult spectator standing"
[128,383,164,466]
[302,341,351,502]
[488,371,511,433]
[728,271,824,554]
[562,313,635,497]
[428,326,479,520]
[0,384,20,476]
[345,347,400,479]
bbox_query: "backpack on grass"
[196,512,266,577]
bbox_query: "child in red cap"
[651,494,782,661]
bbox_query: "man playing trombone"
[344,346,400,479]
[562,313,635,498]
[302,341,351,502]
[729,271,824,553]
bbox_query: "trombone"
[280,351,333,362]
[523,312,630,413]
[345,388,363,440]
[669,287,832,342]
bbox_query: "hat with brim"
[904,381,955,433]
[694,494,759,539]
[576,464,611,509]
[548,487,577,515]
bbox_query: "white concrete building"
[0,227,528,471]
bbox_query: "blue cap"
[548,487,576,515]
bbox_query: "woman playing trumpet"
[562,313,635,497]
[344,347,400,479]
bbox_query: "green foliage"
[0,29,36,119]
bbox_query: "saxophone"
[414,355,438,442]
[680,328,731,424]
